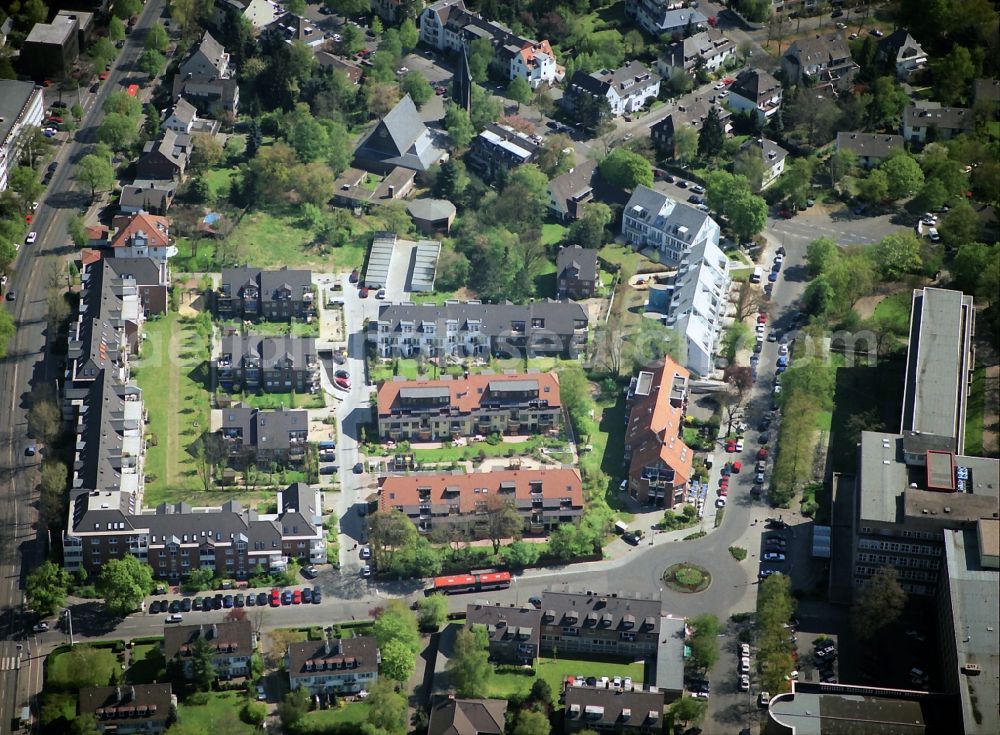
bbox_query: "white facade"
[608,73,660,116]
[622,185,721,266]
[510,44,558,88]
[0,81,44,191]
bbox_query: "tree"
[911,179,949,213]
[380,637,416,683]
[673,124,698,164]
[145,23,169,53]
[484,496,523,553]
[568,202,613,250]
[688,614,720,671]
[138,48,166,77]
[443,103,475,149]
[534,134,574,177]
[89,38,117,70]
[366,679,409,735]
[448,626,492,698]
[879,154,924,200]
[399,18,419,51]
[507,76,532,110]
[697,107,725,159]
[513,710,550,735]
[952,242,1000,298]
[939,201,981,249]
[805,237,839,277]
[668,696,707,727]
[190,133,224,171]
[8,166,44,212]
[368,510,418,571]
[467,37,492,82]
[829,149,857,186]
[113,0,143,18]
[728,188,767,242]
[39,459,68,529]
[777,157,814,210]
[278,687,310,730]
[573,92,613,135]
[373,599,420,654]
[859,168,889,204]
[733,149,766,192]
[852,566,907,640]
[104,90,143,119]
[665,68,694,96]
[0,310,15,360]
[97,555,154,616]
[97,113,136,150]
[294,162,335,207]
[27,386,61,445]
[109,16,126,42]
[599,148,653,190]
[470,86,504,132]
[188,636,217,691]
[932,46,977,106]
[26,561,69,617]
[71,714,101,735]
[417,594,449,631]
[183,567,215,593]
[870,233,922,280]
[435,246,471,290]
[401,71,433,109]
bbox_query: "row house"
[78,685,175,735]
[466,602,543,665]
[539,591,662,660]
[217,266,315,322]
[657,28,736,77]
[371,301,589,360]
[782,33,859,90]
[162,620,256,680]
[903,104,975,144]
[467,123,541,181]
[378,468,584,537]
[565,62,661,118]
[215,335,319,394]
[63,484,327,580]
[626,0,707,37]
[621,185,721,266]
[219,405,309,465]
[564,686,665,734]
[376,372,562,441]
[727,68,783,123]
[286,634,380,695]
[624,358,693,508]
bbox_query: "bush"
[242,701,266,726]
[729,546,748,561]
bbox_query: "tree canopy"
[598,148,653,190]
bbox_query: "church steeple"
[453,47,472,114]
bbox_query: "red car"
[334,376,350,390]
[99,71,109,80]
[725,440,737,453]
[292,589,302,605]
[359,287,369,298]
[269,588,280,607]
[732,461,743,473]
[48,115,63,124]
[757,313,767,324]
[779,209,794,219]
[718,488,728,497]
[757,448,769,460]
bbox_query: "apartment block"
[0,80,44,192]
[219,405,309,464]
[378,468,584,537]
[78,685,175,735]
[162,620,256,679]
[371,301,589,360]
[218,267,315,321]
[782,33,859,89]
[467,602,543,665]
[657,28,736,76]
[215,335,319,394]
[564,62,661,118]
[468,123,541,181]
[538,591,662,660]
[286,634,380,695]
[564,686,665,734]
[621,185,721,266]
[376,372,562,441]
[626,0,707,36]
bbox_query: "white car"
[32,622,49,633]
[927,227,940,242]
[718,89,728,98]
[921,212,937,225]
[715,497,726,508]
[25,232,37,245]
[739,657,751,673]
[396,66,409,75]
[779,344,789,356]
[713,81,726,90]
[773,385,782,395]
[361,565,372,578]
[740,643,751,657]
[165,614,183,623]
[740,674,750,691]
[763,552,786,561]
[256,684,266,700]
[735,439,744,452]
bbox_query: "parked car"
[313,586,322,604]
[763,552,786,561]
[33,622,49,633]
[166,614,184,623]
[740,675,750,691]
[362,565,372,578]
[303,565,319,579]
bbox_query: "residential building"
[657,28,736,77]
[727,68,783,122]
[213,0,281,32]
[372,0,406,24]
[111,213,178,263]
[468,123,541,181]
[314,52,363,84]
[63,483,327,579]
[78,684,175,735]
[547,159,629,223]
[937,521,999,735]
[56,8,94,45]
[407,198,457,235]
[103,256,171,316]
[286,633,380,695]
[741,137,788,189]
[172,31,239,117]
[556,245,599,299]
[538,591,662,659]
[217,267,315,322]
[163,620,256,680]
[466,603,543,664]
[782,33,858,89]
[378,468,584,537]
[876,29,927,80]
[624,358,693,507]
[649,97,732,158]
[626,0,707,37]
[263,12,325,47]
[565,62,661,118]
[647,238,731,377]
[353,94,445,175]
[564,686,665,734]
[219,405,309,464]
[119,180,177,215]
[215,335,319,394]
[903,104,976,143]
[0,80,45,192]
[621,185,721,266]
[428,697,507,735]
[418,1,467,51]
[333,167,416,209]
[163,98,198,134]
[21,13,79,78]
[510,40,561,89]
[376,372,562,441]
[370,301,589,360]
[835,132,905,168]
[136,129,191,181]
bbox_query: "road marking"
[0,657,18,671]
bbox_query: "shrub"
[729,546,748,561]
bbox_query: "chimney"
[128,686,135,703]
[387,185,395,198]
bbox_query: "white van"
[751,267,763,284]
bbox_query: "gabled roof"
[428,697,507,735]
[354,94,443,172]
[570,61,659,99]
[624,185,716,245]
[557,245,598,283]
[877,28,925,62]
[786,33,852,66]
[140,129,191,170]
[111,213,171,250]
[835,132,904,159]
[377,371,561,417]
[163,620,254,661]
[729,68,782,105]
[314,51,363,83]
[904,104,975,132]
[119,180,177,211]
[183,31,229,77]
[167,97,198,125]
[661,28,735,68]
[79,684,173,726]
[626,358,693,486]
[286,636,379,679]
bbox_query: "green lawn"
[128,643,166,685]
[488,656,646,700]
[408,437,549,463]
[293,703,370,733]
[871,291,912,335]
[370,356,573,383]
[241,391,326,409]
[541,222,569,246]
[218,318,319,339]
[203,166,239,198]
[598,243,659,277]
[534,256,558,299]
[175,691,257,735]
[133,314,213,502]
[965,363,987,456]
[48,645,119,689]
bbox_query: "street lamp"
[63,608,75,647]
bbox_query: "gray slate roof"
[119,180,177,211]
[625,185,714,244]
[904,104,975,132]
[0,81,40,152]
[428,697,507,735]
[375,300,588,338]
[354,94,443,172]
[220,335,317,369]
[557,245,598,283]
[220,405,309,451]
[729,68,782,105]
[836,132,904,160]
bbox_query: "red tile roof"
[626,358,693,486]
[377,372,561,417]
[111,213,170,249]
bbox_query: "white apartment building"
[566,61,661,118]
[0,80,44,191]
[621,185,721,265]
[510,41,560,88]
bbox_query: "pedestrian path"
[0,656,19,671]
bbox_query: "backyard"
[47,645,120,690]
[487,655,646,699]
[174,691,258,735]
[127,642,166,685]
[291,702,370,733]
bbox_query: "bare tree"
[735,282,764,322]
[484,496,523,554]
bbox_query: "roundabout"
[663,562,712,594]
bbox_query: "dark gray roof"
[181,31,229,77]
[744,137,788,166]
[547,159,629,217]
[904,104,975,132]
[140,129,191,170]
[876,29,925,62]
[79,684,173,726]
[729,68,782,105]
[540,591,661,635]
[258,267,313,304]
[624,185,714,244]
[787,33,852,66]
[564,686,665,729]
[836,132,904,160]
[650,96,731,137]
[354,94,443,172]
[557,245,598,283]
[286,636,379,679]
[119,180,177,211]
[466,603,541,655]
[374,300,588,339]
[220,335,317,370]
[661,28,735,69]
[428,697,507,735]
[220,405,309,450]
[105,256,168,288]
[0,81,40,152]
[163,620,254,661]
[569,61,659,99]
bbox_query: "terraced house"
[378,468,584,536]
[219,405,309,465]
[376,372,562,441]
[217,266,315,322]
[215,335,319,394]
[538,591,662,659]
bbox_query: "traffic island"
[663,562,712,593]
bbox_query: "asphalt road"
[0,0,167,727]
